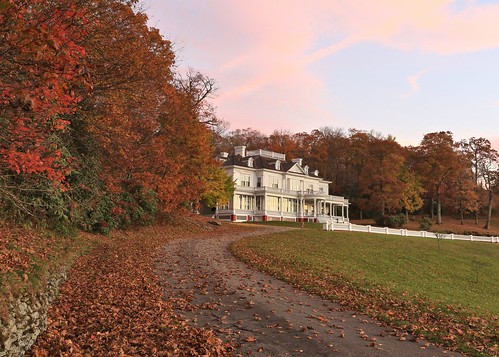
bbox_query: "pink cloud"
[401,69,429,98]
[146,0,499,135]
[312,1,499,55]
[205,0,499,127]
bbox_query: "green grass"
[231,229,499,356]
[249,221,323,230]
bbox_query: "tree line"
[0,0,232,233]
[215,128,499,229]
[2,1,496,233]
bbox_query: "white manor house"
[216,146,350,223]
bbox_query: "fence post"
[450,233,454,240]
[470,235,474,241]
[349,223,353,231]
[385,227,389,234]
[367,225,371,233]
[423,231,427,238]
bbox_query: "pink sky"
[145,0,499,149]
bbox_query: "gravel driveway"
[156,226,464,356]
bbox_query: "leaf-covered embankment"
[28,217,251,356]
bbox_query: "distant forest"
[214,127,498,229]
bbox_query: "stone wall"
[0,269,67,357]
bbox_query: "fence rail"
[323,222,499,243]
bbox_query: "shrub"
[419,216,433,231]
[375,214,406,228]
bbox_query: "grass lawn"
[231,229,499,356]
[248,221,323,230]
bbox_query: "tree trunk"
[436,192,442,225]
[359,210,363,220]
[474,210,479,225]
[484,190,493,230]
[430,198,435,221]
[405,208,409,223]
[460,208,464,225]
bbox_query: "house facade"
[216,146,349,223]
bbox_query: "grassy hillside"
[231,229,499,356]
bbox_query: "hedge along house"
[217,146,350,222]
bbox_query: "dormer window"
[304,165,309,175]
[248,157,254,167]
[275,160,281,170]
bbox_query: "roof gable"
[286,163,306,174]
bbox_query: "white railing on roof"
[322,222,499,243]
[246,149,286,160]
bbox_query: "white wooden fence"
[322,222,499,243]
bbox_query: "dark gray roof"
[223,154,321,178]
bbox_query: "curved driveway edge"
[156,226,464,356]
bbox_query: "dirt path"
[156,226,464,356]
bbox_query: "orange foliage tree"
[1,0,232,231]
[78,0,229,225]
[460,137,498,229]
[0,0,89,224]
[413,132,460,224]
[357,135,406,216]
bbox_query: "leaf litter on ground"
[28,215,253,356]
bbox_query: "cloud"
[146,0,499,134]
[310,0,499,56]
[402,70,428,98]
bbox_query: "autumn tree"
[474,146,499,230]
[1,0,232,231]
[174,68,220,127]
[291,132,313,159]
[201,166,235,208]
[306,128,349,195]
[399,166,425,221]
[460,137,498,228]
[0,0,88,224]
[268,129,298,159]
[447,154,479,225]
[344,130,372,218]
[216,128,269,153]
[358,135,406,216]
[413,132,459,224]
